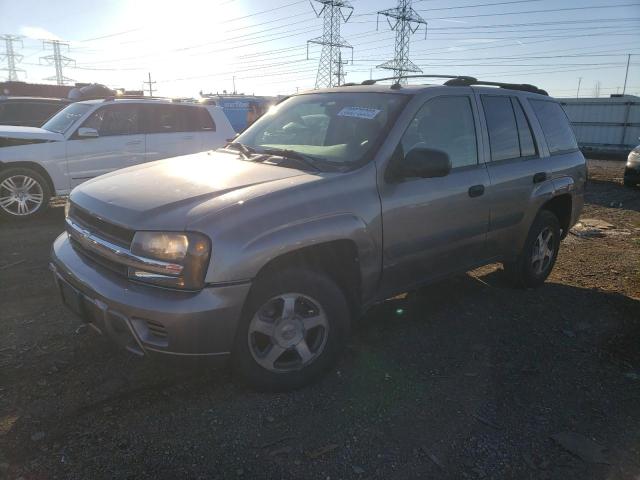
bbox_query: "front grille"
[69,236,128,276]
[69,205,134,248]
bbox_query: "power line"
[40,39,75,85]
[0,34,25,81]
[419,2,640,20]
[307,0,354,88]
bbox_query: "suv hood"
[0,125,64,141]
[70,151,317,230]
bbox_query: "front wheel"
[232,268,350,391]
[503,210,561,288]
[0,167,51,219]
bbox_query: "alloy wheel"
[248,293,329,373]
[0,175,45,216]
[531,226,555,276]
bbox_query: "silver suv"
[50,76,586,391]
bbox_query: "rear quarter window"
[188,106,216,131]
[529,99,578,155]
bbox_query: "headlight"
[129,231,211,290]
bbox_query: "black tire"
[623,178,637,188]
[0,167,51,220]
[503,210,561,289]
[232,268,351,391]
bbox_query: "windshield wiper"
[225,142,257,160]
[255,147,323,172]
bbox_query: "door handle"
[182,135,194,140]
[468,184,485,198]
[125,140,142,146]
[533,172,547,183]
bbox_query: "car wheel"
[232,268,350,391]
[0,168,51,220]
[623,178,636,188]
[503,209,561,288]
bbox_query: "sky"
[1,0,639,98]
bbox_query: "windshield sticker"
[337,106,381,120]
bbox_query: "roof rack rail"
[102,95,176,102]
[359,74,548,96]
[361,74,473,86]
[444,78,548,95]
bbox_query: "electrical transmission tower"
[307,0,353,88]
[377,0,427,84]
[0,34,25,81]
[40,40,75,85]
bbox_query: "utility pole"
[40,40,74,85]
[622,53,631,96]
[144,72,156,97]
[377,0,427,85]
[307,0,354,89]
[593,81,601,98]
[576,77,582,99]
[0,34,25,81]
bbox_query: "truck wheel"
[232,268,350,391]
[0,167,51,220]
[503,210,561,289]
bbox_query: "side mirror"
[77,127,99,138]
[400,148,451,178]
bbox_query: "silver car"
[50,77,586,390]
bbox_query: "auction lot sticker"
[337,106,381,120]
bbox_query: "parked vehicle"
[50,76,586,391]
[0,96,70,127]
[624,143,640,187]
[0,97,234,218]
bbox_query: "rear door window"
[529,99,578,154]
[147,104,189,133]
[481,96,520,162]
[511,98,537,157]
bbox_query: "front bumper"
[50,232,251,357]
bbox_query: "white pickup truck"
[0,97,235,219]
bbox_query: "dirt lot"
[1,159,639,480]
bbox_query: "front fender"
[209,213,380,299]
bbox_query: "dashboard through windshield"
[235,92,409,169]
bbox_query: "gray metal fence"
[560,96,639,155]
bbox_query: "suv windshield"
[234,92,408,169]
[42,103,92,133]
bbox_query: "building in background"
[561,95,640,156]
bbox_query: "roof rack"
[358,74,548,96]
[102,95,197,103]
[443,77,548,96]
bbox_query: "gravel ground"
[1,159,639,480]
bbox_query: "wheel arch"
[249,239,363,319]
[540,193,572,238]
[0,161,56,195]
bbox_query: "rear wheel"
[503,210,561,288]
[0,167,51,220]
[232,268,350,391]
